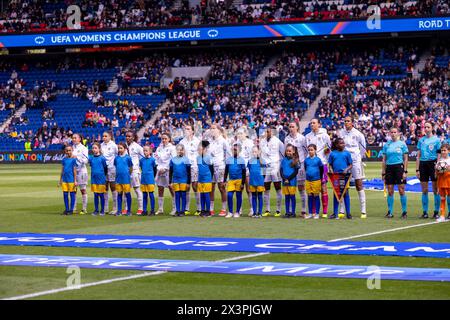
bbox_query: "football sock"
[236,191,243,213]
[421,193,428,213]
[400,194,407,212]
[63,192,69,211]
[227,191,234,213]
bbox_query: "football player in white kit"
[206,124,229,216]
[71,133,89,214]
[338,116,367,218]
[284,122,308,217]
[236,127,255,216]
[154,132,177,215]
[260,124,285,217]
[179,123,201,215]
[305,119,331,218]
[101,131,119,214]
[125,130,145,215]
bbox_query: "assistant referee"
[381,127,409,219]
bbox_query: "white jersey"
[226,136,236,158]
[305,129,331,164]
[338,127,366,162]
[154,142,176,170]
[284,133,307,162]
[101,140,118,168]
[72,143,88,173]
[127,141,144,172]
[238,138,254,165]
[179,136,201,166]
[208,136,228,168]
[260,136,285,165]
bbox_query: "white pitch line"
[328,220,449,242]
[2,271,167,301]
[2,252,269,300]
[3,220,448,300]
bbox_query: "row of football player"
[58,118,450,220]
[59,133,361,218]
[57,118,361,218]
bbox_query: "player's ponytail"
[292,147,299,168]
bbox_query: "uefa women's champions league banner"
[0,16,449,48]
[0,151,65,163]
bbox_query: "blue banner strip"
[0,233,449,258]
[0,16,449,48]
[0,254,448,282]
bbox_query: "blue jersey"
[140,156,156,185]
[225,156,246,180]
[304,156,323,181]
[170,156,191,184]
[382,140,408,165]
[89,155,107,185]
[280,157,299,186]
[61,157,77,183]
[197,155,213,183]
[328,150,353,173]
[114,154,133,184]
[247,157,266,187]
[417,135,441,161]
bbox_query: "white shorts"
[264,162,282,183]
[212,165,225,183]
[156,170,170,187]
[76,171,88,189]
[131,172,141,188]
[351,161,365,180]
[107,166,116,182]
[191,166,199,183]
[297,162,306,186]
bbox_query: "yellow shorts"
[282,186,297,195]
[198,182,212,193]
[91,184,106,193]
[61,182,76,192]
[305,180,321,195]
[141,184,155,192]
[249,185,265,193]
[116,184,131,193]
[172,183,188,192]
[227,179,243,192]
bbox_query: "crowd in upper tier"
[1,0,449,33]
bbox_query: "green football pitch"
[0,163,449,300]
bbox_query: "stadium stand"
[0,40,448,152]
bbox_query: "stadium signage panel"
[0,233,449,258]
[0,254,448,282]
[0,16,449,48]
[0,151,65,163]
[365,146,417,161]
[0,146,419,163]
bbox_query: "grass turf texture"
[0,163,449,300]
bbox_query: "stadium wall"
[0,146,419,164]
